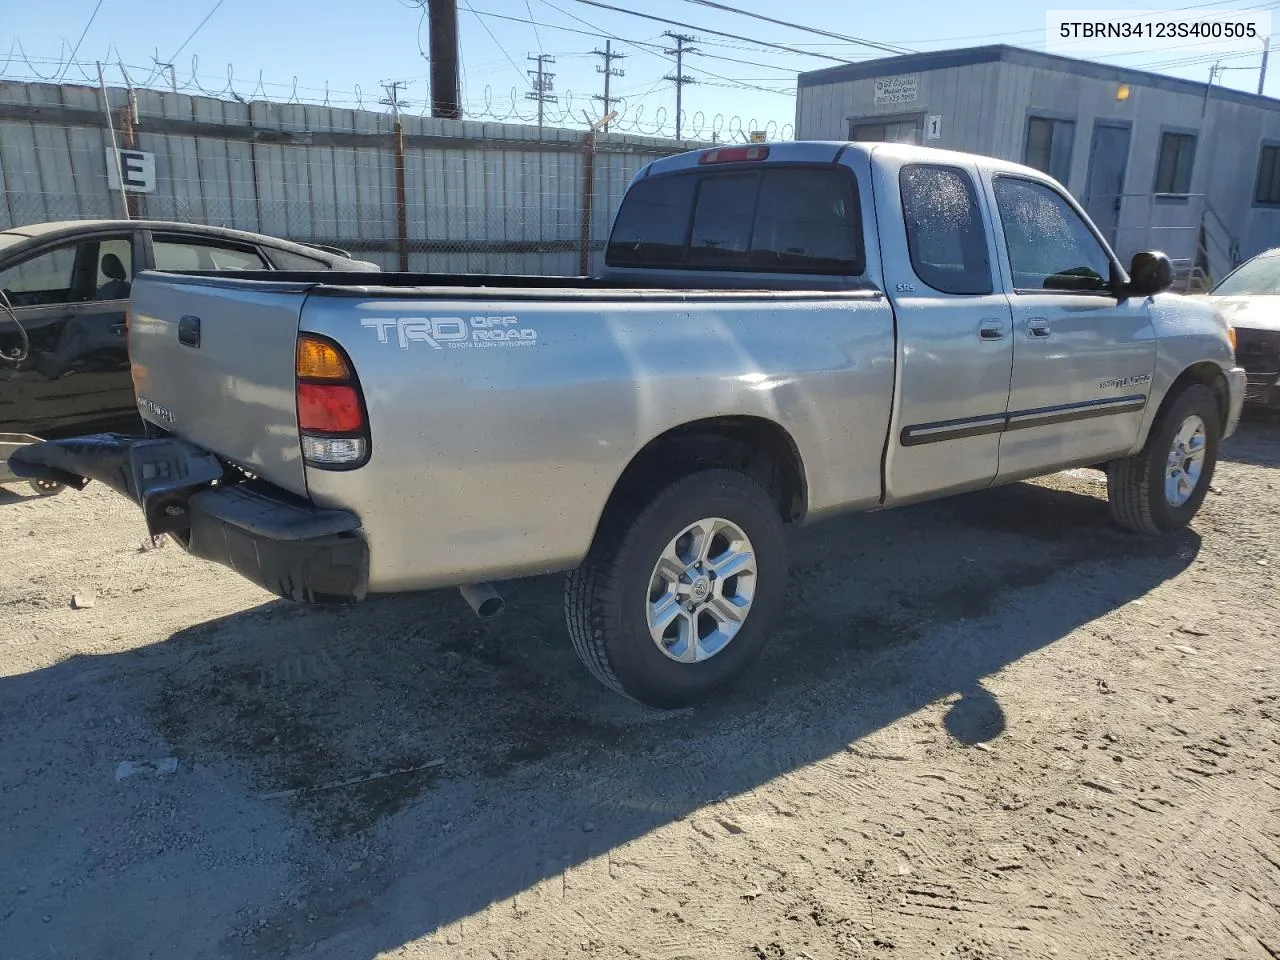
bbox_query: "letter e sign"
[926,115,942,140]
[105,149,157,193]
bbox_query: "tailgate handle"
[178,314,201,348]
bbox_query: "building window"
[1024,116,1075,186]
[1154,132,1197,195]
[1256,145,1280,205]
[851,118,922,144]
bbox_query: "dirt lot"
[2,418,1278,960]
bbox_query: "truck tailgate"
[129,272,312,497]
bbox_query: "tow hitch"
[7,433,225,536]
[7,433,369,604]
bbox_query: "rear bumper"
[183,485,368,603]
[7,433,369,603]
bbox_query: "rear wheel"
[1107,384,1220,535]
[564,469,788,707]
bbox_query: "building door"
[1082,121,1131,247]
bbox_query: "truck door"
[877,158,1016,503]
[984,174,1156,482]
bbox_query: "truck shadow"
[0,478,1199,959]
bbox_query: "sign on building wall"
[873,75,919,106]
[926,115,942,140]
[105,149,156,193]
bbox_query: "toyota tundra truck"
[10,141,1246,708]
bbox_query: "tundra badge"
[138,396,176,423]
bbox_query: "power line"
[559,0,854,64]
[169,0,225,63]
[60,0,105,80]
[460,0,529,85]
[472,4,798,73]
[524,0,545,52]
[672,0,911,56]
[532,0,803,100]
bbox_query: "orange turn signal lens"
[1227,326,1237,353]
[297,336,350,380]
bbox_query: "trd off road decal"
[361,316,538,350]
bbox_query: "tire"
[1107,383,1220,535]
[564,468,789,708]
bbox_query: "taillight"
[298,383,364,432]
[296,334,369,469]
[700,146,769,164]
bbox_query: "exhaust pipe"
[459,583,504,619]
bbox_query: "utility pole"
[427,0,461,118]
[1202,61,1224,116]
[152,52,177,94]
[381,81,411,271]
[1260,37,1271,96]
[380,80,409,119]
[663,32,697,141]
[591,40,625,133]
[526,54,557,133]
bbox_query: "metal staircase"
[1107,194,1240,294]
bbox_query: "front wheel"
[565,469,789,707]
[1107,383,1221,535]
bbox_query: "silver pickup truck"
[11,141,1246,707]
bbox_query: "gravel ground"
[2,417,1278,960]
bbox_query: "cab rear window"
[606,165,864,275]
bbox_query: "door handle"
[979,319,1006,340]
[1027,318,1052,338]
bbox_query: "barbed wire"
[0,42,793,142]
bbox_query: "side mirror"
[1125,251,1174,298]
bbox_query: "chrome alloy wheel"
[1165,414,1207,507]
[646,517,757,663]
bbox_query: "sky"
[2,0,1275,140]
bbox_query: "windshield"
[1212,253,1280,296]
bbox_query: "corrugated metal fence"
[0,80,705,274]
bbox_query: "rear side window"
[607,174,697,267]
[606,165,863,274]
[899,164,992,295]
